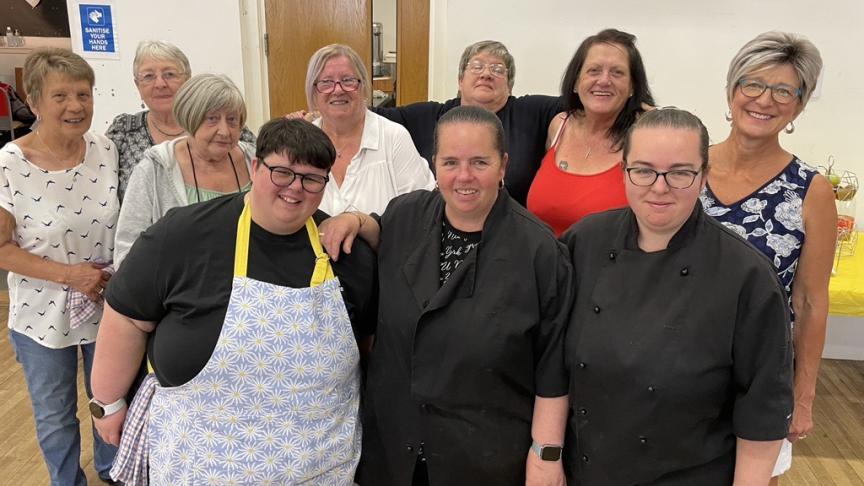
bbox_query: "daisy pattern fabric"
[147,272,361,485]
[0,132,119,347]
[700,156,816,321]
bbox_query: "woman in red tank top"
[527,29,655,236]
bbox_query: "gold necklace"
[583,130,607,158]
[325,118,365,159]
[36,130,83,179]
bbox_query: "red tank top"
[526,116,629,236]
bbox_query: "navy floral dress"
[700,156,818,323]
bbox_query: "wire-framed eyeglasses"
[136,70,185,85]
[313,77,362,94]
[466,60,508,77]
[738,78,801,104]
[259,159,330,193]
[624,166,702,189]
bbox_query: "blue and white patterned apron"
[147,201,361,485]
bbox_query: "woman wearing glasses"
[113,73,255,267]
[306,44,433,216]
[527,29,655,236]
[106,40,255,200]
[700,31,836,484]
[562,108,793,486]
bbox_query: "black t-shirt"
[439,217,480,285]
[107,193,377,387]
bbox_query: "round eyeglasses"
[259,160,329,193]
[466,60,508,78]
[625,167,702,189]
[313,77,361,94]
[738,78,801,105]
[136,70,185,85]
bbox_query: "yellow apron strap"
[305,217,335,287]
[234,200,252,277]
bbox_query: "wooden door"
[264,0,372,117]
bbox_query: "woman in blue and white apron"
[90,118,377,485]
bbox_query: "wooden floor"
[0,299,862,485]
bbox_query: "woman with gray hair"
[114,73,255,267]
[699,31,837,483]
[304,43,433,216]
[106,40,255,199]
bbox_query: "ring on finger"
[799,434,807,439]
[98,287,105,295]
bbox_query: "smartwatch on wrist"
[88,397,126,419]
[530,440,563,461]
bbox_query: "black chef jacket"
[355,188,574,486]
[559,204,793,486]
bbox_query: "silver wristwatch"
[530,440,563,461]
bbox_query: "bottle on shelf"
[5,27,13,47]
[13,29,23,47]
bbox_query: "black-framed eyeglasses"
[259,159,329,193]
[313,77,362,94]
[624,166,702,189]
[466,60,508,77]
[737,78,801,104]
[136,70,185,85]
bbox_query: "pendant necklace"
[583,130,606,158]
[37,130,83,181]
[149,113,185,137]
[327,118,365,159]
[187,142,241,203]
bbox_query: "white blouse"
[315,110,434,216]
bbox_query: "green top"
[185,181,252,203]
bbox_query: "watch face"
[89,400,105,419]
[540,446,562,461]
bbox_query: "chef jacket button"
[580,408,588,416]
[579,362,587,369]
[609,252,616,260]
[582,455,589,462]
[421,404,428,411]
[640,437,647,444]
[680,268,689,276]
[647,386,655,393]
[593,306,601,313]
[406,444,414,453]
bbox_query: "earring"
[784,122,795,134]
[498,179,505,190]
[141,99,146,110]
[37,114,42,121]
[725,111,732,122]
[434,181,440,191]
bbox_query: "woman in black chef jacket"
[320,105,574,486]
[559,108,793,486]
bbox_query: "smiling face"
[624,126,704,249]
[248,153,328,235]
[434,122,506,231]
[458,52,511,111]
[135,56,188,116]
[575,42,632,119]
[189,107,241,160]
[313,55,365,122]
[31,72,93,140]
[729,63,802,141]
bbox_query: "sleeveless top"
[700,156,818,322]
[526,115,628,236]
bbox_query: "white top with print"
[0,132,119,348]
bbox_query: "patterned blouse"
[700,156,818,322]
[105,111,256,200]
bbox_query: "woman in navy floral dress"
[700,31,837,484]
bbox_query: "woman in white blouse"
[305,44,434,216]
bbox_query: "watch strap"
[90,397,126,418]
[530,440,563,461]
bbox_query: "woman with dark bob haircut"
[528,28,656,235]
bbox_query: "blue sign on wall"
[79,4,115,53]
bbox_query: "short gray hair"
[622,107,710,170]
[133,40,192,80]
[726,31,822,108]
[458,40,515,92]
[23,47,94,108]
[172,73,246,134]
[305,44,369,112]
